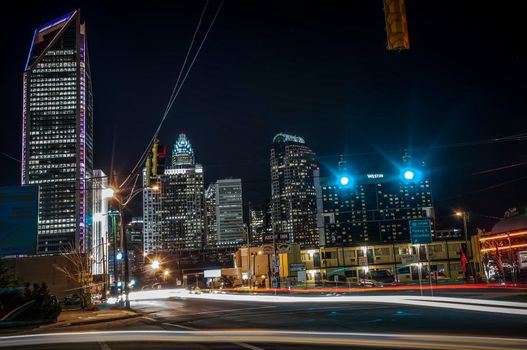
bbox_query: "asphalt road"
[3,288,527,349]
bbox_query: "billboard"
[0,186,38,255]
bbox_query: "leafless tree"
[54,243,92,310]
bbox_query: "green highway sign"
[409,219,432,244]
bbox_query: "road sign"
[409,219,432,244]
[272,256,280,272]
[289,263,306,272]
[358,256,368,266]
[271,278,278,288]
[297,270,307,282]
[334,275,339,282]
[400,253,419,265]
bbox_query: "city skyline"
[2,2,526,232]
[1,3,526,345]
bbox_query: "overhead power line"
[119,0,224,189]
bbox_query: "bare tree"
[54,243,92,310]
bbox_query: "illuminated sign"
[366,174,384,179]
[204,269,222,278]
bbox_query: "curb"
[41,311,142,329]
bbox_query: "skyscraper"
[204,183,217,246]
[318,163,434,246]
[92,169,109,276]
[158,134,205,251]
[143,173,161,255]
[249,208,265,246]
[21,10,93,254]
[126,217,144,281]
[270,133,318,248]
[215,179,244,245]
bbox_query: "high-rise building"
[270,133,318,248]
[205,183,217,246]
[318,163,434,246]
[249,208,265,245]
[158,134,205,251]
[215,179,244,245]
[107,209,120,284]
[21,10,93,254]
[92,170,109,276]
[126,217,144,281]
[143,172,161,255]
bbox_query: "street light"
[455,210,472,281]
[151,260,160,270]
[339,175,350,186]
[102,187,115,199]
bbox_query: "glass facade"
[22,11,93,254]
[320,172,434,246]
[215,179,244,245]
[270,133,318,248]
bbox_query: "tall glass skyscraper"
[270,133,319,248]
[21,10,93,254]
[158,134,205,251]
[215,179,244,245]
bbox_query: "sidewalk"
[38,307,140,329]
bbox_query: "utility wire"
[470,162,527,176]
[0,151,20,163]
[119,0,223,189]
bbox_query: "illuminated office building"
[159,134,205,251]
[318,165,434,246]
[92,169,109,276]
[215,179,244,245]
[270,133,319,248]
[21,10,93,254]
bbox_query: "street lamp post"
[456,211,473,282]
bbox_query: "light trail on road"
[128,289,527,315]
[0,330,526,350]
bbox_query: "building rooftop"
[273,133,305,144]
[490,214,527,235]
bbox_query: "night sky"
[1,1,526,230]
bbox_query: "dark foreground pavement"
[2,288,527,349]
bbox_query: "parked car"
[64,294,80,305]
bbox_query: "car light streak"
[0,330,526,349]
[127,289,527,316]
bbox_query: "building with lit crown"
[21,10,93,254]
[158,134,205,251]
[270,133,319,248]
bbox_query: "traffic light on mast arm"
[384,0,410,50]
[145,139,166,188]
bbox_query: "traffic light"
[145,139,166,188]
[383,0,410,50]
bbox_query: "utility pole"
[119,201,130,309]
